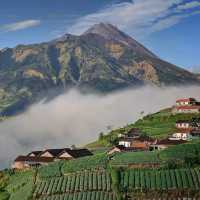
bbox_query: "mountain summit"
[0,23,199,116]
[83,23,156,58]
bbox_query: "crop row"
[121,168,200,190]
[34,170,111,197]
[37,191,115,200]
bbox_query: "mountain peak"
[83,23,157,58]
[83,23,128,41]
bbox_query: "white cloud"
[0,20,41,32]
[1,86,200,169]
[68,0,200,37]
[177,1,200,10]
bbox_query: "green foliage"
[34,170,112,197]
[36,191,116,200]
[120,168,200,191]
[110,151,160,166]
[0,172,8,190]
[110,168,123,200]
[0,191,10,200]
[9,182,34,200]
[160,142,200,161]
[37,161,64,178]
[6,170,34,194]
[61,154,108,174]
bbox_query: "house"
[169,129,193,141]
[39,148,68,158]
[176,98,197,106]
[173,98,200,113]
[12,148,93,169]
[107,145,147,155]
[27,151,42,157]
[170,118,200,141]
[12,156,54,169]
[174,105,200,114]
[119,134,154,150]
[58,148,93,160]
[118,138,133,147]
[175,120,192,129]
[150,139,187,151]
[126,128,141,138]
[118,128,141,139]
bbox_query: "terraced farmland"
[34,170,112,199]
[121,168,200,191]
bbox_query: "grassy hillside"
[87,108,200,148]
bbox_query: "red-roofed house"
[173,98,200,114]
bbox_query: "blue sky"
[0,0,200,71]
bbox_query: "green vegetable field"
[121,168,200,191]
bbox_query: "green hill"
[87,108,200,148]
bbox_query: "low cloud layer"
[0,86,200,169]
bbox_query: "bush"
[0,191,10,200]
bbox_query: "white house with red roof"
[173,98,200,114]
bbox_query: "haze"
[0,86,200,169]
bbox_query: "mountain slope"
[0,23,199,116]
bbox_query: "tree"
[71,144,76,150]
[99,132,104,140]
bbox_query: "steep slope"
[0,23,199,116]
[87,108,200,148]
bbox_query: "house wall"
[131,141,148,149]
[176,101,189,106]
[171,132,191,140]
[119,141,131,147]
[12,161,29,169]
[175,108,200,114]
[40,152,53,157]
[176,123,190,129]
[58,152,73,159]
[29,153,36,157]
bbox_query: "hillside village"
[2,97,200,200]
[109,98,200,154]
[12,97,200,170]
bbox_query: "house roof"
[14,155,54,163]
[154,139,187,145]
[119,138,133,142]
[58,148,93,158]
[27,151,42,156]
[127,128,142,136]
[109,145,146,152]
[176,120,191,124]
[40,148,70,157]
[176,98,196,103]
